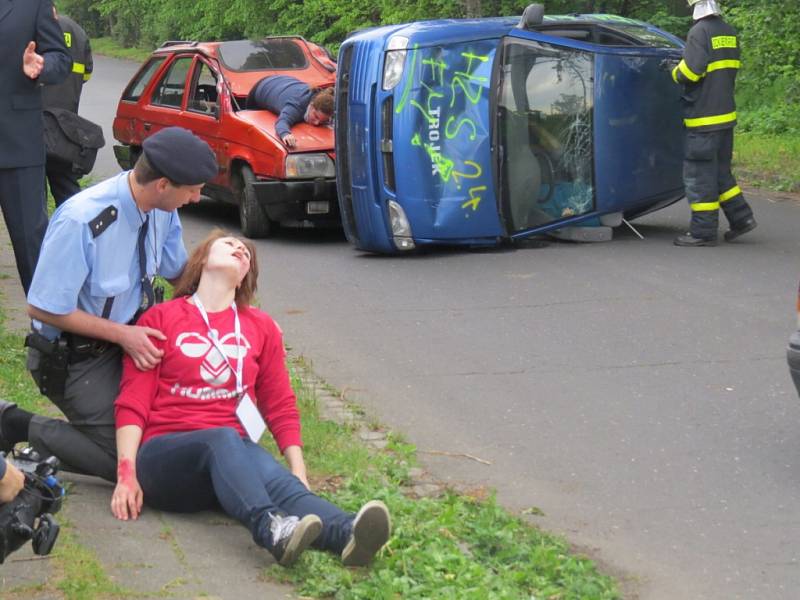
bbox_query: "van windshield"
[497,39,595,233]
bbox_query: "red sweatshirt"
[115,297,302,451]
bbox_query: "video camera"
[0,447,64,564]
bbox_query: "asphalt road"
[90,53,800,600]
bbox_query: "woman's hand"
[292,464,310,490]
[111,458,143,520]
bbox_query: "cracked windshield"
[499,40,594,232]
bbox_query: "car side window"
[122,57,166,102]
[187,61,220,117]
[151,56,193,109]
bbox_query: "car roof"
[152,37,336,96]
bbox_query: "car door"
[184,57,226,186]
[144,54,194,137]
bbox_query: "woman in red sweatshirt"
[111,229,390,567]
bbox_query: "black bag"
[42,108,105,176]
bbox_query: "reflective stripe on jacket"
[41,14,93,114]
[672,15,740,132]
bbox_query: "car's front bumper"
[252,178,340,225]
[787,330,800,396]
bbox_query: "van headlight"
[387,199,415,250]
[382,36,409,91]
[285,153,335,178]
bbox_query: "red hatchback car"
[112,37,339,237]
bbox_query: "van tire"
[236,165,272,238]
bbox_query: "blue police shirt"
[28,171,187,338]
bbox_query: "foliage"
[72,0,798,132]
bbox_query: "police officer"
[0,127,218,482]
[43,5,93,206]
[0,0,71,294]
[672,0,757,247]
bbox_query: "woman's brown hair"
[310,87,334,116]
[172,229,259,307]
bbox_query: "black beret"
[142,127,218,185]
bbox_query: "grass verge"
[733,132,800,193]
[0,304,619,598]
[262,367,620,599]
[91,37,152,63]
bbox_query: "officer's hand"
[119,325,166,371]
[0,462,25,503]
[22,41,44,80]
[282,133,297,148]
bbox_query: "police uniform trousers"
[27,345,120,482]
[0,166,49,294]
[684,127,754,240]
[46,158,82,207]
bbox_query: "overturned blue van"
[335,4,686,253]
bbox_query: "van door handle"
[144,123,152,131]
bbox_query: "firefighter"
[671,0,756,247]
[42,5,93,206]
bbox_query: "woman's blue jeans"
[136,427,354,554]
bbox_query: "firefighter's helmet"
[687,0,721,18]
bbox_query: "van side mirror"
[517,3,544,30]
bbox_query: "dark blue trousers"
[0,165,48,294]
[137,427,354,553]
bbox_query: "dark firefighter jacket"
[42,14,92,113]
[672,15,740,132]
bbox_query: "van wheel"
[235,165,272,238]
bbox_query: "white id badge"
[236,393,267,443]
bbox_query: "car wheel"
[236,165,272,238]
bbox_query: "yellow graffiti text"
[461,185,487,211]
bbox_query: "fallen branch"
[420,450,492,465]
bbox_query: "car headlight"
[382,36,409,91]
[285,153,335,179]
[387,199,415,250]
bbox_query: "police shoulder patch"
[88,205,118,238]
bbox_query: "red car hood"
[236,110,334,153]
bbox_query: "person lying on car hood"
[247,75,333,148]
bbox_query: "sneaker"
[724,218,757,242]
[673,233,718,247]
[269,514,322,567]
[341,500,391,567]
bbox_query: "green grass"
[91,37,153,63]
[733,131,800,193]
[54,521,135,600]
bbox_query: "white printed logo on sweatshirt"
[175,329,251,386]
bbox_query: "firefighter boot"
[724,218,757,242]
[674,233,718,247]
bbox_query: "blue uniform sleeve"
[35,0,71,85]
[157,211,187,280]
[27,214,91,315]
